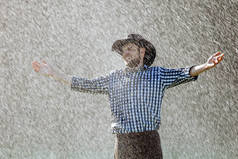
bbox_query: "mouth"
[126,58,140,68]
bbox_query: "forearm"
[190,51,224,77]
[190,63,208,77]
[51,68,72,86]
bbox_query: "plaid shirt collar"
[124,64,149,73]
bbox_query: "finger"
[32,62,40,68]
[213,52,221,58]
[33,66,40,72]
[34,63,40,68]
[212,57,218,64]
[213,51,221,57]
[219,54,224,60]
[35,63,40,68]
[219,56,224,62]
[213,58,217,63]
[32,61,39,66]
[218,54,224,60]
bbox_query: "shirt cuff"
[184,65,199,81]
[71,76,81,90]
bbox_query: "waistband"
[116,130,158,137]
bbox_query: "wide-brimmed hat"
[112,34,156,66]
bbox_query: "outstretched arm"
[32,60,72,85]
[32,60,110,95]
[190,51,224,77]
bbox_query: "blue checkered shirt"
[71,64,198,134]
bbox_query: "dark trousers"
[114,130,163,159]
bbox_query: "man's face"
[121,43,143,68]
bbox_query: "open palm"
[32,60,54,77]
[206,51,224,69]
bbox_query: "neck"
[125,63,145,72]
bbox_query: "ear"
[139,48,146,58]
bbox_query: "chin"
[126,65,136,68]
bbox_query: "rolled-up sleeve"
[71,74,110,95]
[159,65,198,89]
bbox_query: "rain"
[1,0,238,158]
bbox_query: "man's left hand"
[205,51,224,70]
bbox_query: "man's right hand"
[32,60,72,85]
[32,60,54,77]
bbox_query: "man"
[32,34,224,159]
